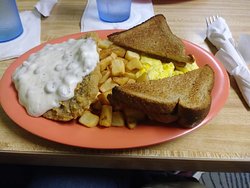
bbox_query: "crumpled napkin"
[0,11,41,61]
[35,0,57,17]
[207,17,250,107]
[81,0,154,32]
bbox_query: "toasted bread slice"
[108,14,194,64]
[109,65,214,128]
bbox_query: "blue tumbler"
[96,0,132,22]
[0,0,23,42]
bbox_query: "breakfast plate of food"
[0,15,230,149]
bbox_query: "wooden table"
[0,0,249,172]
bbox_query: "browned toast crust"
[108,14,194,64]
[110,65,214,128]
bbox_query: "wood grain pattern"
[0,0,249,171]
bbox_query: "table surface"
[0,0,249,172]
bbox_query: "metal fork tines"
[206,15,219,27]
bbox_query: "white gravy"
[12,38,99,117]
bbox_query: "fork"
[205,14,219,27]
[205,15,238,49]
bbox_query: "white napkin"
[0,11,41,61]
[238,34,250,65]
[81,0,154,32]
[35,0,58,17]
[207,17,250,107]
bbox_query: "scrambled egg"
[136,56,199,80]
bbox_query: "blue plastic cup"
[96,0,132,22]
[0,0,23,42]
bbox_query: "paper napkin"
[238,34,250,65]
[35,0,58,17]
[207,17,250,107]
[81,0,154,32]
[0,11,41,61]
